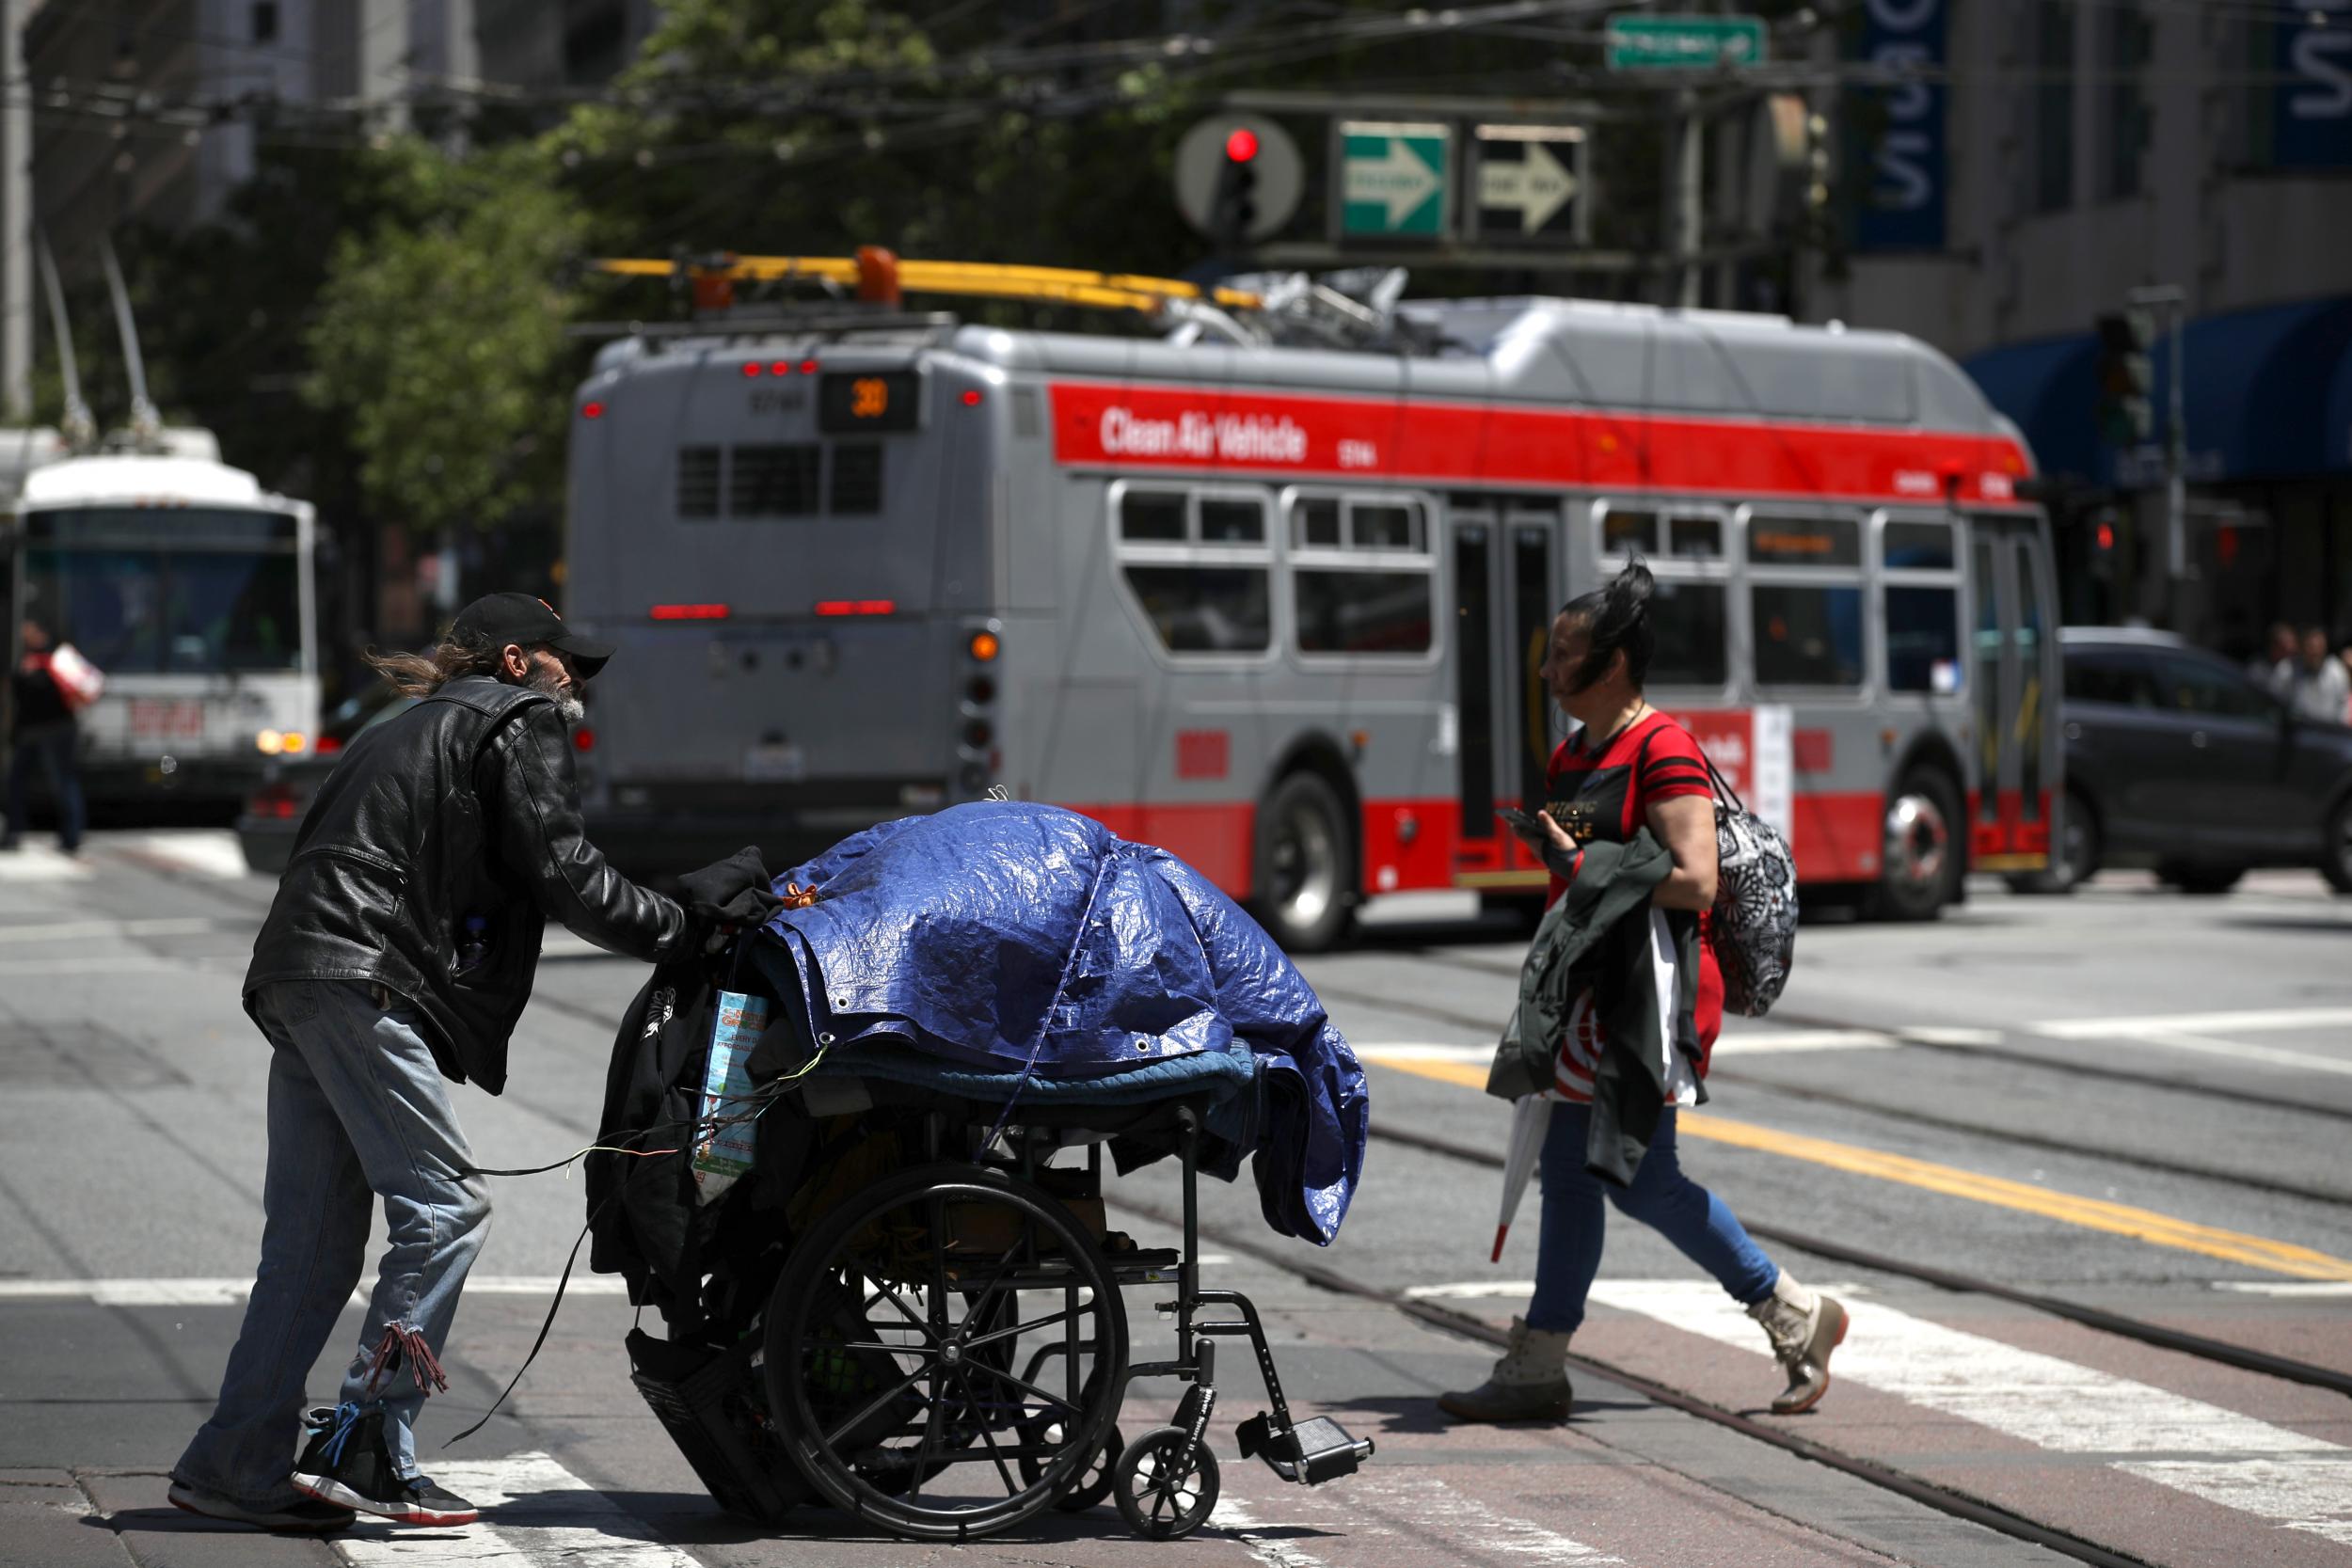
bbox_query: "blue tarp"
[755,801,1367,1245]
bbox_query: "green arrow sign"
[1606,12,1767,70]
[1340,123,1450,238]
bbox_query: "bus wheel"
[1254,772,1354,953]
[1874,769,1960,922]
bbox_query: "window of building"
[2099,3,2151,201]
[829,444,882,515]
[730,444,820,516]
[676,447,721,518]
[2033,0,2076,214]
[1115,485,1275,657]
[1754,584,1865,688]
[251,1,279,42]
[1287,492,1435,657]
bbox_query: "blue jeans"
[1526,1101,1777,1335]
[4,722,84,851]
[173,981,491,1507]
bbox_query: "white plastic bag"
[44,642,104,710]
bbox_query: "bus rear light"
[651,603,731,620]
[573,726,596,752]
[800,358,819,375]
[741,361,763,377]
[961,388,983,406]
[248,782,300,819]
[966,629,1000,662]
[815,599,895,616]
[771,360,791,376]
[966,674,996,705]
[962,719,993,749]
[580,401,606,420]
[315,736,342,755]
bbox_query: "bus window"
[1200,497,1266,544]
[830,445,883,515]
[1289,492,1435,657]
[677,447,722,518]
[1753,582,1864,688]
[2012,540,2045,816]
[1295,496,1341,548]
[1600,507,1656,554]
[1750,515,1861,567]
[1121,567,1270,654]
[731,444,820,516]
[1885,585,1961,692]
[1883,518,1955,570]
[168,553,301,672]
[1666,515,1723,558]
[1648,578,1728,686]
[1120,490,1187,542]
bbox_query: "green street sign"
[1605,12,1767,70]
[1339,122,1451,238]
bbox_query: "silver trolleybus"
[564,279,2059,948]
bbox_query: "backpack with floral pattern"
[1699,751,1798,1016]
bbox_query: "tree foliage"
[305,142,583,539]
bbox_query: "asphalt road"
[3,832,2349,1568]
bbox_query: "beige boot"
[1437,1316,1573,1423]
[1749,1272,1848,1414]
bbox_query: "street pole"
[2128,285,2187,617]
[1667,88,1701,308]
[1,0,31,422]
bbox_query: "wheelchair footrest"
[1235,1411,1375,1485]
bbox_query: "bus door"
[1967,513,2059,871]
[1450,500,1561,893]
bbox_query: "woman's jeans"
[172,981,491,1507]
[1526,1101,1777,1335]
[4,722,84,851]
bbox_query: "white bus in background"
[3,447,320,813]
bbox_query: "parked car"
[235,684,416,873]
[2021,627,2352,895]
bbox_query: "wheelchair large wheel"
[763,1162,1129,1541]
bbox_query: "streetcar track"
[1313,974,2352,1199]
[1363,1118,2352,1401]
[1109,1191,2163,1568]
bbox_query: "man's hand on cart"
[675,847,788,955]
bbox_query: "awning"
[1962,295,2352,485]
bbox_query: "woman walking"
[1439,561,1845,1423]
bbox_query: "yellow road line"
[1371,1056,2352,1282]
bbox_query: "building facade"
[1824,0,2352,654]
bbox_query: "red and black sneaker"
[291,1403,480,1527]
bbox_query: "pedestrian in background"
[2257,621,2297,693]
[167,593,771,1535]
[1438,561,1845,1426]
[2283,626,2349,724]
[3,619,88,856]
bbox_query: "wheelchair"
[628,1061,1374,1544]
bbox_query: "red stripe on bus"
[1047,382,2030,505]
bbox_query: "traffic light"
[2093,310,2155,447]
[1210,127,1259,251]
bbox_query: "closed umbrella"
[1489,1093,1550,1262]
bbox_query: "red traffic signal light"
[1224,127,1259,163]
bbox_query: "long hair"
[363,626,506,698]
[1557,557,1656,694]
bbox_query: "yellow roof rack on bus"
[591,247,1263,317]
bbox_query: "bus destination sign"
[818,371,923,434]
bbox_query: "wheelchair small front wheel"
[1112,1424,1219,1541]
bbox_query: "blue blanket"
[757,802,1365,1244]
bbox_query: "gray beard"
[529,667,586,725]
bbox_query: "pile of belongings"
[589,802,1367,1322]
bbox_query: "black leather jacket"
[246,675,685,1092]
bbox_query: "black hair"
[1557,557,1656,694]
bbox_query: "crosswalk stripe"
[332,1450,696,1566]
[1590,1279,2352,1546]
[121,831,252,879]
[0,845,90,881]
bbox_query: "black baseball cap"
[452,593,616,679]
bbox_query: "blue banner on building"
[1850,0,1947,251]
[2274,3,2352,168]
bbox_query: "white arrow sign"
[1345,138,1444,228]
[1478,138,1579,234]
